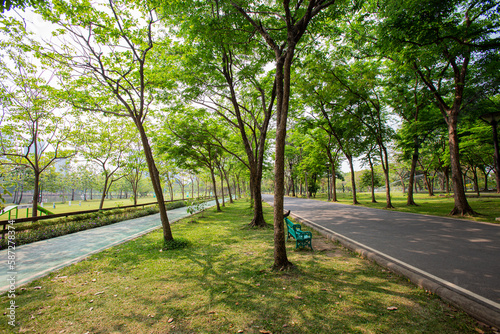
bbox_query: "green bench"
[284,215,313,250]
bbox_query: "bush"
[0,201,187,249]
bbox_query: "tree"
[158,108,224,212]
[360,144,382,202]
[377,0,500,215]
[124,140,148,205]
[229,0,347,270]
[159,2,277,227]
[0,18,76,216]
[386,62,439,205]
[42,0,175,241]
[73,117,132,210]
[1,0,46,12]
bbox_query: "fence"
[0,197,212,239]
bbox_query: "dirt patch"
[312,237,344,257]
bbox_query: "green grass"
[305,192,500,224]
[0,199,491,333]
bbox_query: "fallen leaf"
[34,286,42,290]
[168,318,174,323]
[89,300,94,303]
[208,311,216,314]
[91,279,96,282]
[237,330,244,333]
[94,291,105,295]
[235,302,239,305]
[259,330,272,334]
[474,328,485,334]
[294,296,303,300]
[387,306,398,311]
[89,307,94,311]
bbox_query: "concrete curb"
[291,213,500,329]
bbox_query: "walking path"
[0,199,220,293]
[262,194,500,327]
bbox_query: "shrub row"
[0,201,187,249]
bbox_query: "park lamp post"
[480,111,500,193]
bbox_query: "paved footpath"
[0,200,221,293]
[262,194,500,327]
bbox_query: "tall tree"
[0,17,76,216]
[42,0,175,241]
[230,0,346,270]
[123,141,148,206]
[377,0,500,215]
[158,109,225,212]
[159,2,276,227]
[74,117,132,209]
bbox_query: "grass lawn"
[307,192,500,225]
[1,199,490,333]
[1,197,171,220]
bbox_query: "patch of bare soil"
[312,237,344,257]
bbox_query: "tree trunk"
[379,144,394,208]
[219,169,225,207]
[422,169,434,196]
[136,121,173,242]
[443,167,450,193]
[472,167,480,197]
[305,171,309,199]
[347,155,359,205]
[223,169,234,204]
[32,170,40,217]
[272,52,293,271]
[236,174,241,198]
[99,176,108,210]
[482,168,489,192]
[368,156,377,203]
[447,115,476,215]
[210,167,221,212]
[407,143,419,206]
[491,119,500,193]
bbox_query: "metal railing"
[0,196,212,239]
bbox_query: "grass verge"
[0,199,492,333]
[306,192,500,224]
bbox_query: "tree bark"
[407,142,419,206]
[210,167,221,212]
[491,119,500,193]
[32,170,40,217]
[136,121,173,242]
[447,115,476,215]
[347,155,359,205]
[223,169,234,204]
[99,176,108,210]
[368,155,377,203]
[272,53,293,271]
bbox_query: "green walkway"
[0,200,220,293]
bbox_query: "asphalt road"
[262,194,500,317]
